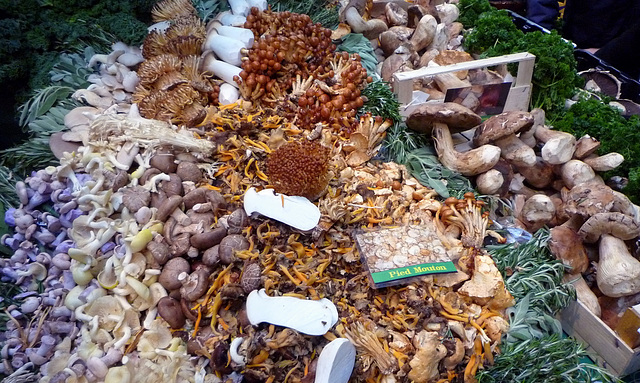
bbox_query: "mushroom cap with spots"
[406,102,482,135]
[472,110,534,146]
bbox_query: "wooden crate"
[561,300,640,377]
[392,52,536,114]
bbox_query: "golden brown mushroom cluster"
[237,8,371,133]
[133,0,220,126]
[266,140,330,201]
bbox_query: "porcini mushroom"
[341,0,388,39]
[534,125,577,165]
[432,122,501,176]
[473,111,536,168]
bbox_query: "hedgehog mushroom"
[472,111,536,168]
[407,102,501,176]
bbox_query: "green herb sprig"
[487,228,575,315]
[477,334,620,383]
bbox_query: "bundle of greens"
[481,229,618,382]
[462,7,582,116]
[477,334,619,382]
[337,33,379,78]
[552,98,640,204]
[456,0,495,28]
[0,0,152,98]
[268,0,339,29]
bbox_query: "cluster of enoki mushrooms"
[0,1,517,383]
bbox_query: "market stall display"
[0,0,638,382]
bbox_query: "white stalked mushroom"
[243,187,321,231]
[314,338,356,383]
[229,0,250,16]
[204,34,245,66]
[214,25,255,48]
[246,289,338,335]
[217,10,247,26]
[246,0,268,11]
[219,83,240,105]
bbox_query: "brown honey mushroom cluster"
[266,139,330,201]
[236,8,371,133]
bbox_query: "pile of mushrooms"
[408,100,640,341]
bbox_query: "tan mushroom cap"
[472,110,534,146]
[406,102,482,135]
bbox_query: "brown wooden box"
[561,300,640,377]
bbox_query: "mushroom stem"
[583,152,624,172]
[534,126,576,164]
[432,123,501,176]
[344,7,388,39]
[494,134,536,167]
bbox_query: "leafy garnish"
[477,334,620,382]
[336,33,379,79]
[488,228,575,315]
[268,0,339,29]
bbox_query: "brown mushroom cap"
[472,111,534,146]
[406,102,481,135]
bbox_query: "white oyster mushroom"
[246,289,338,335]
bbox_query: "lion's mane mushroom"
[473,111,536,168]
[407,330,447,383]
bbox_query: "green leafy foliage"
[0,0,152,100]
[193,0,230,23]
[456,0,494,28]
[477,334,620,382]
[488,228,575,315]
[268,0,339,29]
[480,229,618,382]
[336,33,378,78]
[463,9,581,116]
[463,9,523,54]
[552,98,640,203]
[359,80,401,124]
